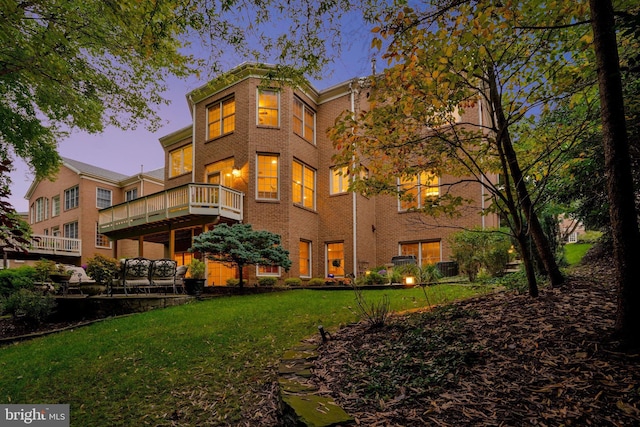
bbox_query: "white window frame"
[64,186,79,210]
[299,240,312,278]
[257,89,280,127]
[63,221,78,239]
[52,195,60,217]
[256,154,280,201]
[330,166,349,195]
[125,188,138,201]
[207,96,236,139]
[293,160,316,210]
[293,97,316,144]
[169,144,192,178]
[256,265,281,277]
[95,223,112,249]
[96,188,112,209]
[398,173,440,211]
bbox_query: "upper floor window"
[34,197,47,222]
[330,166,349,195]
[293,160,316,210]
[207,97,235,139]
[52,195,60,217]
[125,188,138,201]
[293,97,315,143]
[96,188,112,209]
[205,158,235,186]
[169,144,193,178]
[257,154,279,200]
[399,172,439,211]
[257,89,279,127]
[64,186,79,210]
[64,221,78,239]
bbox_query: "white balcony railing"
[98,183,244,234]
[28,235,82,256]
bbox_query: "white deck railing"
[28,235,82,256]
[98,183,244,234]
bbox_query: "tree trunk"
[238,263,245,288]
[589,0,640,349]
[516,231,539,297]
[487,66,565,289]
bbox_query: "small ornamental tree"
[191,224,292,288]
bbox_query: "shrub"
[492,269,530,294]
[352,285,391,328]
[226,278,240,287]
[359,270,387,286]
[308,278,325,286]
[4,289,56,324]
[284,278,302,287]
[577,230,603,244]
[34,259,57,283]
[0,266,37,297]
[86,254,120,286]
[257,277,277,286]
[449,228,511,281]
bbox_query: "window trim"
[51,195,60,217]
[257,89,280,128]
[299,240,312,278]
[64,186,79,211]
[330,166,349,195]
[169,144,193,178]
[399,240,442,266]
[95,222,112,249]
[125,188,138,202]
[256,154,280,201]
[207,96,236,139]
[63,221,79,239]
[96,187,112,209]
[256,265,281,277]
[398,172,440,211]
[292,160,316,210]
[326,242,345,278]
[293,97,316,144]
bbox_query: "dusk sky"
[8,16,376,212]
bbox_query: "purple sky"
[8,35,376,213]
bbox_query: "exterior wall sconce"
[232,167,241,178]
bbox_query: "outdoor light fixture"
[405,276,416,286]
[232,167,241,178]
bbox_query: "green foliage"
[491,270,530,295]
[4,288,56,324]
[0,266,36,297]
[578,231,603,244]
[1,159,32,252]
[284,278,302,287]
[86,254,120,286]
[34,259,57,283]
[187,258,206,279]
[226,278,240,287]
[564,243,592,266]
[401,263,442,285]
[449,229,512,282]
[308,278,325,286]
[191,224,291,287]
[257,277,277,286]
[352,285,391,328]
[359,270,387,286]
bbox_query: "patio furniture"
[175,265,188,294]
[149,259,178,294]
[121,257,153,294]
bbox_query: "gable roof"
[61,157,130,183]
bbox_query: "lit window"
[258,89,279,127]
[208,97,236,138]
[399,172,439,211]
[96,188,112,208]
[95,223,112,248]
[400,241,441,266]
[52,195,60,217]
[64,186,79,210]
[205,158,235,186]
[125,188,138,201]
[300,240,311,278]
[326,242,344,277]
[330,166,349,195]
[170,144,193,178]
[293,97,315,143]
[257,154,279,200]
[293,160,316,210]
[257,265,280,276]
[64,221,78,239]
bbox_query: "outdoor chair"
[149,259,178,294]
[65,265,96,295]
[121,257,153,294]
[175,265,188,294]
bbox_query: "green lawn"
[0,285,490,426]
[565,243,592,266]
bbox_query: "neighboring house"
[559,215,586,244]
[98,63,500,286]
[20,157,165,266]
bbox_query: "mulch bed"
[309,259,640,426]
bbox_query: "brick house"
[98,63,500,286]
[21,157,165,266]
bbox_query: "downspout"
[350,81,358,279]
[190,94,196,183]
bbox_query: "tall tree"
[330,1,599,294]
[589,0,640,349]
[190,223,291,288]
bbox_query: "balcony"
[98,183,244,239]
[28,235,82,257]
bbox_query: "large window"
[330,166,349,195]
[52,195,60,217]
[293,97,315,143]
[326,242,344,277]
[125,188,138,201]
[96,188,112,208]
[208,97,236,138]
[34,197,47,222]
[64,221,78,239]
[299,240,311,278]
[64,186,79,210]
[169,144,193,178]
[205,158,235,186]
[292,160,316,210]
[399,172,439,211]
[257,89,279,127]
[400,241,441,266]
[95,223,112,248]
[257,265,280,276]
[257,154,279,200]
